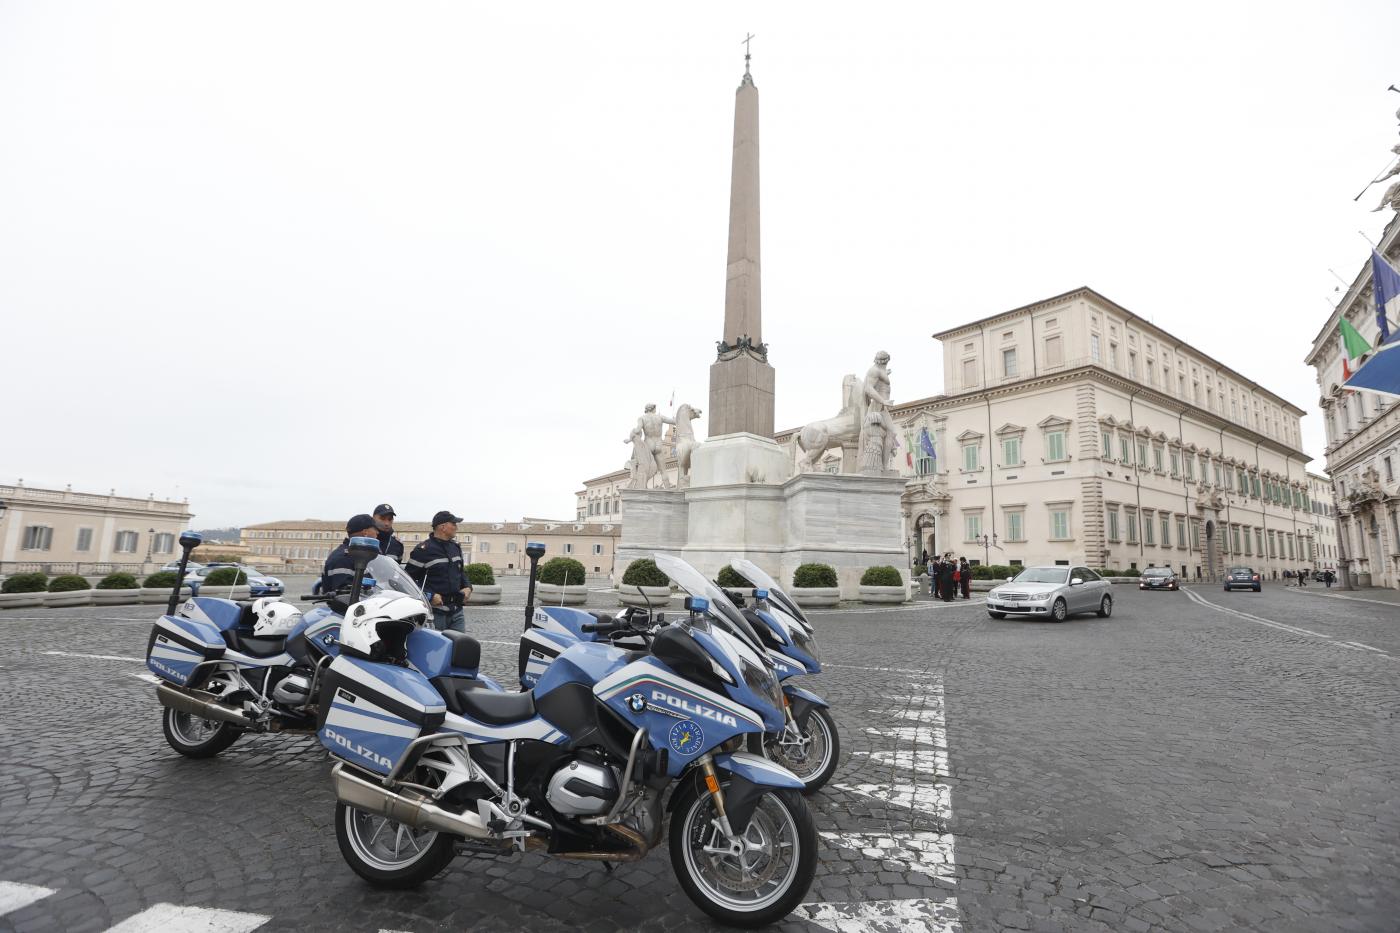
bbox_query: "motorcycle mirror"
[167,531,204,616]
[523,540,546,631]
[347,536,380,604]
[178,530,203,552]
[526,541,546,560]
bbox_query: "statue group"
[623,403,703,490]
[796,351,897,475]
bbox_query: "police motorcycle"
[144,533,456,758]
[316,544,819,926]
[724,559,839,793]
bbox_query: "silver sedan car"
[986,566,1113,622]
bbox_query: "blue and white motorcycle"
[144,534,471,758]
[318,542,818,927]
[726,559,839,793]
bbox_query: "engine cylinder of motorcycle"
[545,759,619,815]
[272,673,312,706]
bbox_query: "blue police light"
[348,536,379,549]
[178,530,204,548]
[754,588,769,600]
[686,596,710,613]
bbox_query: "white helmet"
[339,593,428,661]
[251,597,303,638]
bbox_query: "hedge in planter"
[715,565,750,588]
[97,572,139,590]
[860,566,903,587]
[1,572,47,594]
[793,563,837,588]
[622,559,670,588]
[538,557,586,586]
[143,571,180,588]
[203,567,248,586]
[465,563,496,587]
[48,575,91,592]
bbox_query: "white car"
[986,566,1113,622]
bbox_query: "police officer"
[321,514,379,595]
[406,510,472,632]
[371,503,404,563]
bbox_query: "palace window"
[1001,436,1021,466]
[1243,526,1252,556]
[1050,508,1071,540]
[1153,445,1164,472]
[593,543,605,555]
[1146,359,1155,385]
[1110,344,1119,369]
[961,359,978,389]
[1184,455,1194,480]
[564,543,573,554]
[1129,353,1138,379]
[21,526,53,551]
[1005,511,1024,542]
[1137,440,1148,468]
[1045,335,1063,367]
[1120,437,1131,463]
[153,533,174,554]
[114,530,138,553]
[1046,430,1067,462]
[964,512,983,541]
[75,528,93,552]
[1125,508,1139,544]
[1160,514,1171,546]
[962,443,980,472]
[1231,525,1242,554]
[506,542,518,553]
[1107,507,1121,542]
[1002,348,1018,378]
[1091,334,1102,363]
[1143,510,1155,545]
[1101,429,1113,459]
[1170,449,1180,475]
[915,455,935,476]
[479,542,490,553]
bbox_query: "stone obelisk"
[708,56,775,438]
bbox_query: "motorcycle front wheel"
[161,706,241,758]
[759,707,840,794]
[668,776,817,927]
[335,801,456,889]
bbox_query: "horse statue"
[795,375,862,472]
[673,403,703,487]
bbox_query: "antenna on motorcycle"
[523,541,546,630]
[167,531,203,615]
[346,537,380,606]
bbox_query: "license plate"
[1006,602,1025,609]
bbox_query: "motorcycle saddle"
[455,688,537,726]
[224,628,286,658]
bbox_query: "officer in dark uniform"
[320,514,379,595]
[405,510,472,632]
[371,503,404,563]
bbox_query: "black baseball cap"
[373,503,395,517]
[431,510,463,527]
[346,513,377,535]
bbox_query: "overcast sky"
[2,1,1397,528]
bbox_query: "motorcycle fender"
[782,684,828,727]
[712,751,803,834]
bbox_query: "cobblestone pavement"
[1,580,1397,932]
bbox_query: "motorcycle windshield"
[654,554,769,660]
[730,558,810,628]
[367,556,430,609]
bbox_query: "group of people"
[320,503,474,633]
[923,552,973,601]
[1284,568,1335,588]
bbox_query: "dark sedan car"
[1138,567,1179,591]
[1223,566,1262,592]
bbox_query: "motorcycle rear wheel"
[161,707,241,758]
[669,777,816,927]
[335,802,456,889]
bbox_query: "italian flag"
[1339,318,1370,384]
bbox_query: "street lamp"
[145,527,156,567]
[975,531,999,567]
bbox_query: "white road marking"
[820,830,957,882]
[104,904,269,932]
[853,748,946,775]
[0,881,56,917]
[1182,589,1394,657]
[836,780,952,815]
[1290,589,1400,608]
[812,599,984,616]
[825,664,930,675]
[43,650,144,663]
[794,896,963,932]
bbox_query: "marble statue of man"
[857,351,896,474]
[637,403,675,490]
[623,425,656,490]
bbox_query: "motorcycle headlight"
[789,625,820,665]
[741,657,783,712]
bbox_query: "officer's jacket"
[377,529,404,564]
[320,539,356,594]
[406,536,468,606]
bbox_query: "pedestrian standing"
[959,557,972,599]
[406,510,472,633]
[372,503,404,564]
[1325,569,1334,588]
[1298,566,1307,587]
[941,555,956,602]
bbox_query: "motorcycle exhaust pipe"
[155,683,250,726]
[332,763,492,840]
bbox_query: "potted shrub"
[536,557,588,606]
[141,570,192,605]
[464,563,501,605]
[618,558,672,608]
[200,566,251,600]
[791,563,839,607]
[859,565,907,604]
[715,565,754,602]
[93,572,141,606]
[44,574,93,607]
[0,572,48,610]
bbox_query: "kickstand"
[601,861,615,874]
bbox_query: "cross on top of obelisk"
[742,33,755,85]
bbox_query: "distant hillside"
[193,527,242,543]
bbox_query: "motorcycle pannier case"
[146,615,227,687]
[316,655,447,776]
